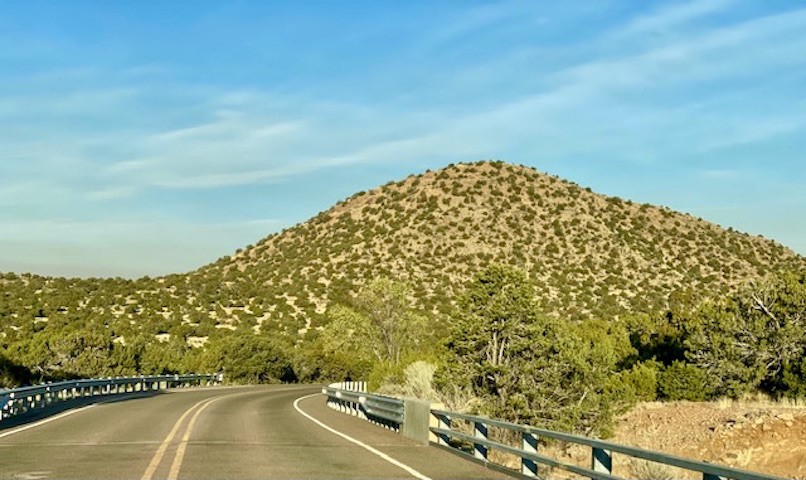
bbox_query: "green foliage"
[139,337,194,375]
[293,332,372,383]
[367,360,407,391]
[387,360,438,400]
[440,265,635,436]
[313,277,436,386]
[0,352,32,388]
[201,332,296,384]
[0,160,804,433]
[320,278,433,364]
[606,361,659,408]
[684,271,806,398]
[782,355,806,398]
[657,361,710,401]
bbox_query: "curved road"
[0,385,509,479]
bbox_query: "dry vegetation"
[1,161,803,350]
[206,160,804,329]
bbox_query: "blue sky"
[1,0,804,277]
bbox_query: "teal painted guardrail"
[324,383,785,480]
[431,410,785,480]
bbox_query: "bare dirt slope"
[610,400,806,479]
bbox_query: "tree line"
[2,265,804,438]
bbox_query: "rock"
[786,421,794,427]
[762,424,772,432]
[777,413,795,422]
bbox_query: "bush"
[630,459,679,480]
[377,360,438,400]
[201,333,297,384]
[782,355,806,398]
[0,353,32,388]
[367,360,406,391]
[607,361,659,408]
[684,271,806,398]
[440,265,636,436]
[658,361,711,401]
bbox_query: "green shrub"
[367,360,406,391]
[782,355,806,398]
[603,361,659,419]
[0,353,33,388]
[658,361,711,401]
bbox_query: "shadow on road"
[0,390,163,432]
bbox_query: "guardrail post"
[522,431,538,477]
[474,421,488,461]
[592,447,612,475]
[434,412,451,446]
[335,392,345,413]
[357,396,367,419]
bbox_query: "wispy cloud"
[1,2,804,275]
[613,0,736,38]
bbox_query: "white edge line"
[0,404,96,438]
[293,393,433,480]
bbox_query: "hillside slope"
[196,160,804,331]
[1,161,804,350]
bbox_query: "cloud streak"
[0,2,804,275]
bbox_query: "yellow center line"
[166,396,227,480]
[139,386,312,480]
[140,396,219,480]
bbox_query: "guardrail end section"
[401,398,430,445]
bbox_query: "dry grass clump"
[629,459,681,480]
[715,392,806,410]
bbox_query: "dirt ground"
[443,398,806,479]
[604,400,806,479]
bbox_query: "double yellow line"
[140,395,228,480]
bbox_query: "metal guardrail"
[431,410,785,480]
[1,373,223,423]
[323,383,405,430]
[324,382,783,479]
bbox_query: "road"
[0,385,510,479]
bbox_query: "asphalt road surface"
[0,385,511,479]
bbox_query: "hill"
[1,161,804,381]
[195,160,804,329]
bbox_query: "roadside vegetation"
[1,162,804,439]
[3,263,803,441]
[318,265,806,438]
